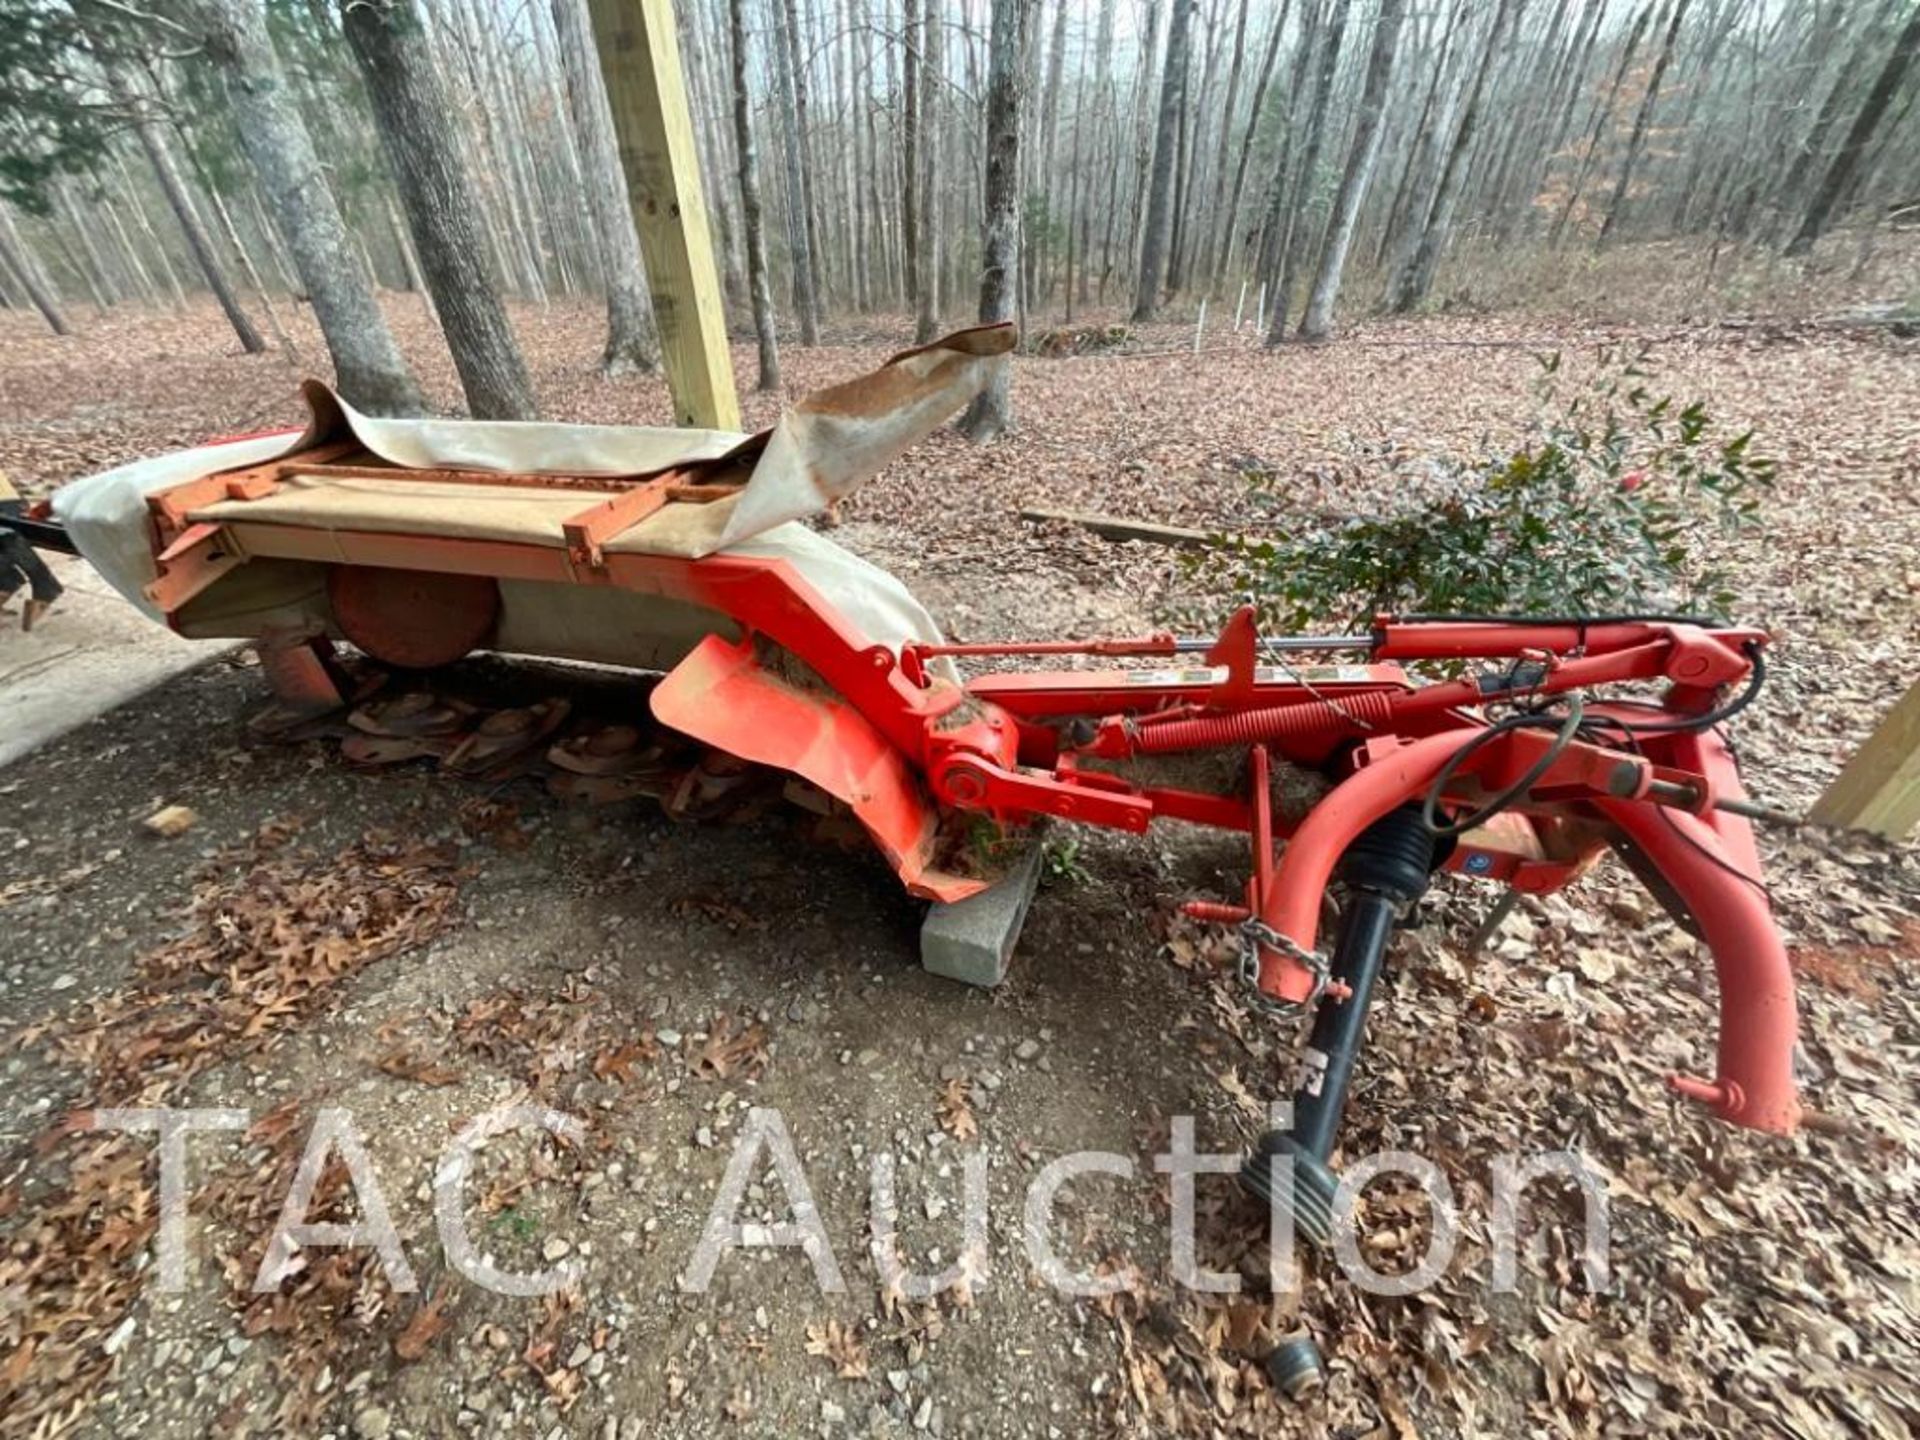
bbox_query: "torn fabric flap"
[715,324,1014,550]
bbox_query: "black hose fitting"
[1340,804,1440,904]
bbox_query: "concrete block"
[920,836,1048,988]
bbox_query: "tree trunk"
[958,0,1026,443]
[1218,0,1289,286]
[1034,0,1063,190]
[455,0,549,303]
[1126,1,1166,297]
[1549,0,1653,247]
[1254,0,1322,291]
[1299,0,1407,340]
[914,0,945,342]
[1375,0,1463,269]
[56,179,117,307]
[1268,0,1349,341]
[727,0,781,390]
[531,0,595,290]
[1596,0,1691,246]
[0,207,70,336]
[180,144,300,360]
[1385,0,1522,314]
[88,52,265,354]
[1524,0,1603,236]
[1786,5,1920,256]
[111,149,189,310]
[99,177,163,306]
[1199,0,1250,291]
[340,0,538,420]
[246,183,302,298]
[772,0,822,344]
[550,0,660,376]
[843,0,869,310]
[780,0,828,315]
[1165,24,1197,298]
[386,194,437,322]
[190,0,420,411]
[1773,2,1864,236]
[1132,0,1193,321]
[903,0,921,310]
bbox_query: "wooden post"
[586,0,741,431]
[1811,678,1920,838]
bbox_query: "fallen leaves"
[804,1318,870,1379]
[591,1036,660,1084]
[936,1077,979,1141]
[674,892,766,931]
[392,1287,455,1363]
[689,1012,770,1083]
[49,822,462,1109]
[2,302,1918,1440]
[453,977,616,1097]
[372,1045,463,1088]
[0,823,464,1435]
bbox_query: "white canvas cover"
[50,326,1011,663]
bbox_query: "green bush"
[1194,348,1775,632]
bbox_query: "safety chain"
[1236,917,1333,1017]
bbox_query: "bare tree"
[772,0,821,344]
[71,4,267,356]
[957,0,1027,443]
[1596,0,1692,245]
[1267,0,1349,340]
[339,0,538,420]
[727,0,781,389]
[188,0,421,413]
[902,0,921,311]
[1774,2,1869,236]
[1299,0,1407,341]
[1549,0,1654,247]
[1376,0,1465,269]
[549,0,660,376]
[1254,0,1321,292]
[0,205,70,336]
[1132,0,1193,321]
[913,0,945,342]
[1786,3,1920,256]
[1199,0,1251,291]
[1384,0,1523,315]
[2,0,1912,365]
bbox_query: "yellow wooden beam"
[1811,678,1920,838]
[586,0,741,432]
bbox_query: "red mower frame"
[142,444,1801,1153]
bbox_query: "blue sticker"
[1464,853,1494,875]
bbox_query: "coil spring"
[1131,689,1399,754]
